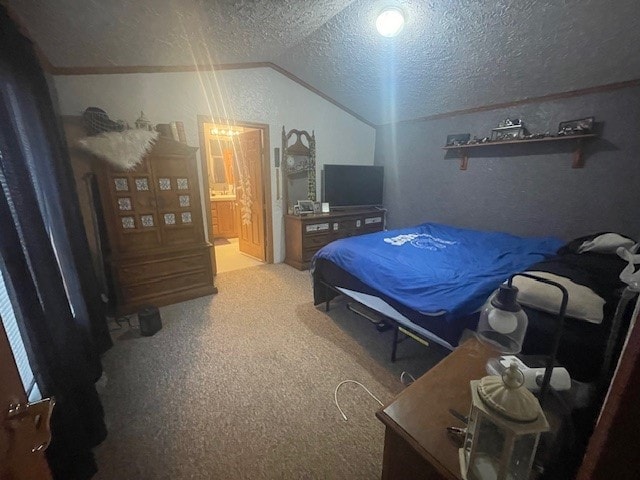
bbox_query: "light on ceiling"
[376,7,405,37]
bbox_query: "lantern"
[459,363,549,480]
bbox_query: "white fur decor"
[77,130,159,170]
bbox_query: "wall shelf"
[442,134,598,170]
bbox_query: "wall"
[52,68,376,263]
[375,86,640,241]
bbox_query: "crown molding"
[382,78,640,127]
[48,62,269,75]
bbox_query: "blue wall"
[375,86,640,241]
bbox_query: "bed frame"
[316,278,438,362]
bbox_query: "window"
[0,268,40,401]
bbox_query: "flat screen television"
[322,164,384,208]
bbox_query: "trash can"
[138,305,162,336]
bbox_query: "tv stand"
[284,207,386,270]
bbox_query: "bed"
[312,223,563,348]
[312,223,634,383]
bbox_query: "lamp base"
[487,356,571,392]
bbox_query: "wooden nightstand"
[376,338,495,480]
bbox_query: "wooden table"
[376,338,495,479]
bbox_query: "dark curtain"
[0,6,111,479]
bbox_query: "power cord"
[115,315,134,329]
[334,380,383,421]
[109,315,138,332]
[400,371,416,386]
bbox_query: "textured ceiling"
[7,0,640,124]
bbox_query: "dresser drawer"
[120,269,210,303]
[302,233,332,249]
[336,218,362,230]
[364,215,383,226]
[304,222,331,234]
[118,251,209,284]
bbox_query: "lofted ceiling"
[6,0,640,125]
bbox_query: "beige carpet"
[94,264,448,479]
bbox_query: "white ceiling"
[7,0,640,125]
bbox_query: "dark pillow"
[525,253,626,304]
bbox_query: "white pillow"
[511,271,605,324]
[578,233,635,254]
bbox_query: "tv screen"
[322,164,384,208]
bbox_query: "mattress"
[313,223,563,346]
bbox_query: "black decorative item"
[138,305,162,336]
[558,117,594,136]
[446,133,471,146]
[82,107,126,135]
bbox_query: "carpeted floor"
[94,263,449,479]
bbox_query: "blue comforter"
[313,223,563,319]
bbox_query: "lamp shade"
[477,285,528,354]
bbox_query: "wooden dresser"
[97,136,216,314]
[284,207,386,270]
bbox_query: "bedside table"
[376,338,495,480]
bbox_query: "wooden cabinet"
[211,200,238,238]
[97,136,216,314]
[376,339,495,480]
[284,207,386,270]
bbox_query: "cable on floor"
[334,380,383,421]
[400,371,416,386]
[110,315,138,331]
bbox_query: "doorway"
[198,117,273,274]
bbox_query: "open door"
[236,130,266,261]
[0,319,53,480]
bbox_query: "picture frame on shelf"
[445,133,471,146]
[297,200,315,215]
[558,117,594,136]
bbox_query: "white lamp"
[477,284,528,355]
[376,7,405,37]
[478,274,570,403]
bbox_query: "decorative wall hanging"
[77,129,159,171]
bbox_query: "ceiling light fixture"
[376,7,405,37]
